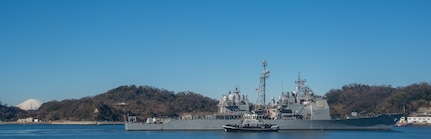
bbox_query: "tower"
[256,59,270,107]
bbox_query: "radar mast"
[295,72,307,95]
[256,59,270,107]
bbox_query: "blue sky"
[1,0,430,106]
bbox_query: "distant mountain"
[17,98,43,110]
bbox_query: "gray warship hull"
[125,60,403,131]
[125,113,403,131]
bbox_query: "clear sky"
[1,0,430,106]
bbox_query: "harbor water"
[1,124,430,139]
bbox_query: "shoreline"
[0,121,124,125]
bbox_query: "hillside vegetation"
[36,85,218,121]
[1,83,431,122]
[0,102,29,121]
[325,82,431,117]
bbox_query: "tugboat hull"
[222,125,279,132]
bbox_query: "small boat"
[222,113,279,132]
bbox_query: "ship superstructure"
[267,73,331,120]
[218,87,250,115]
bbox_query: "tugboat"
[222,113,279,132]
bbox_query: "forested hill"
[0,102,28,121]
[35,85,218,121]
[2,83,431,122]
[325,82,431,117]
[34,82,431,121]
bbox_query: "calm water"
[1,124,430,139]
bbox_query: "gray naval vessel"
[125,60,403,131]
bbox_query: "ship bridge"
[218,87,250,115]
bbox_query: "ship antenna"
[281,80,285,93]
[256,59,269,108]
[295,72,306,95]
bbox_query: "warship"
[125,60,403,131]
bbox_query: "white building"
[16,117,41,123]
[407,117,431,124]
[17,117,34,123]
